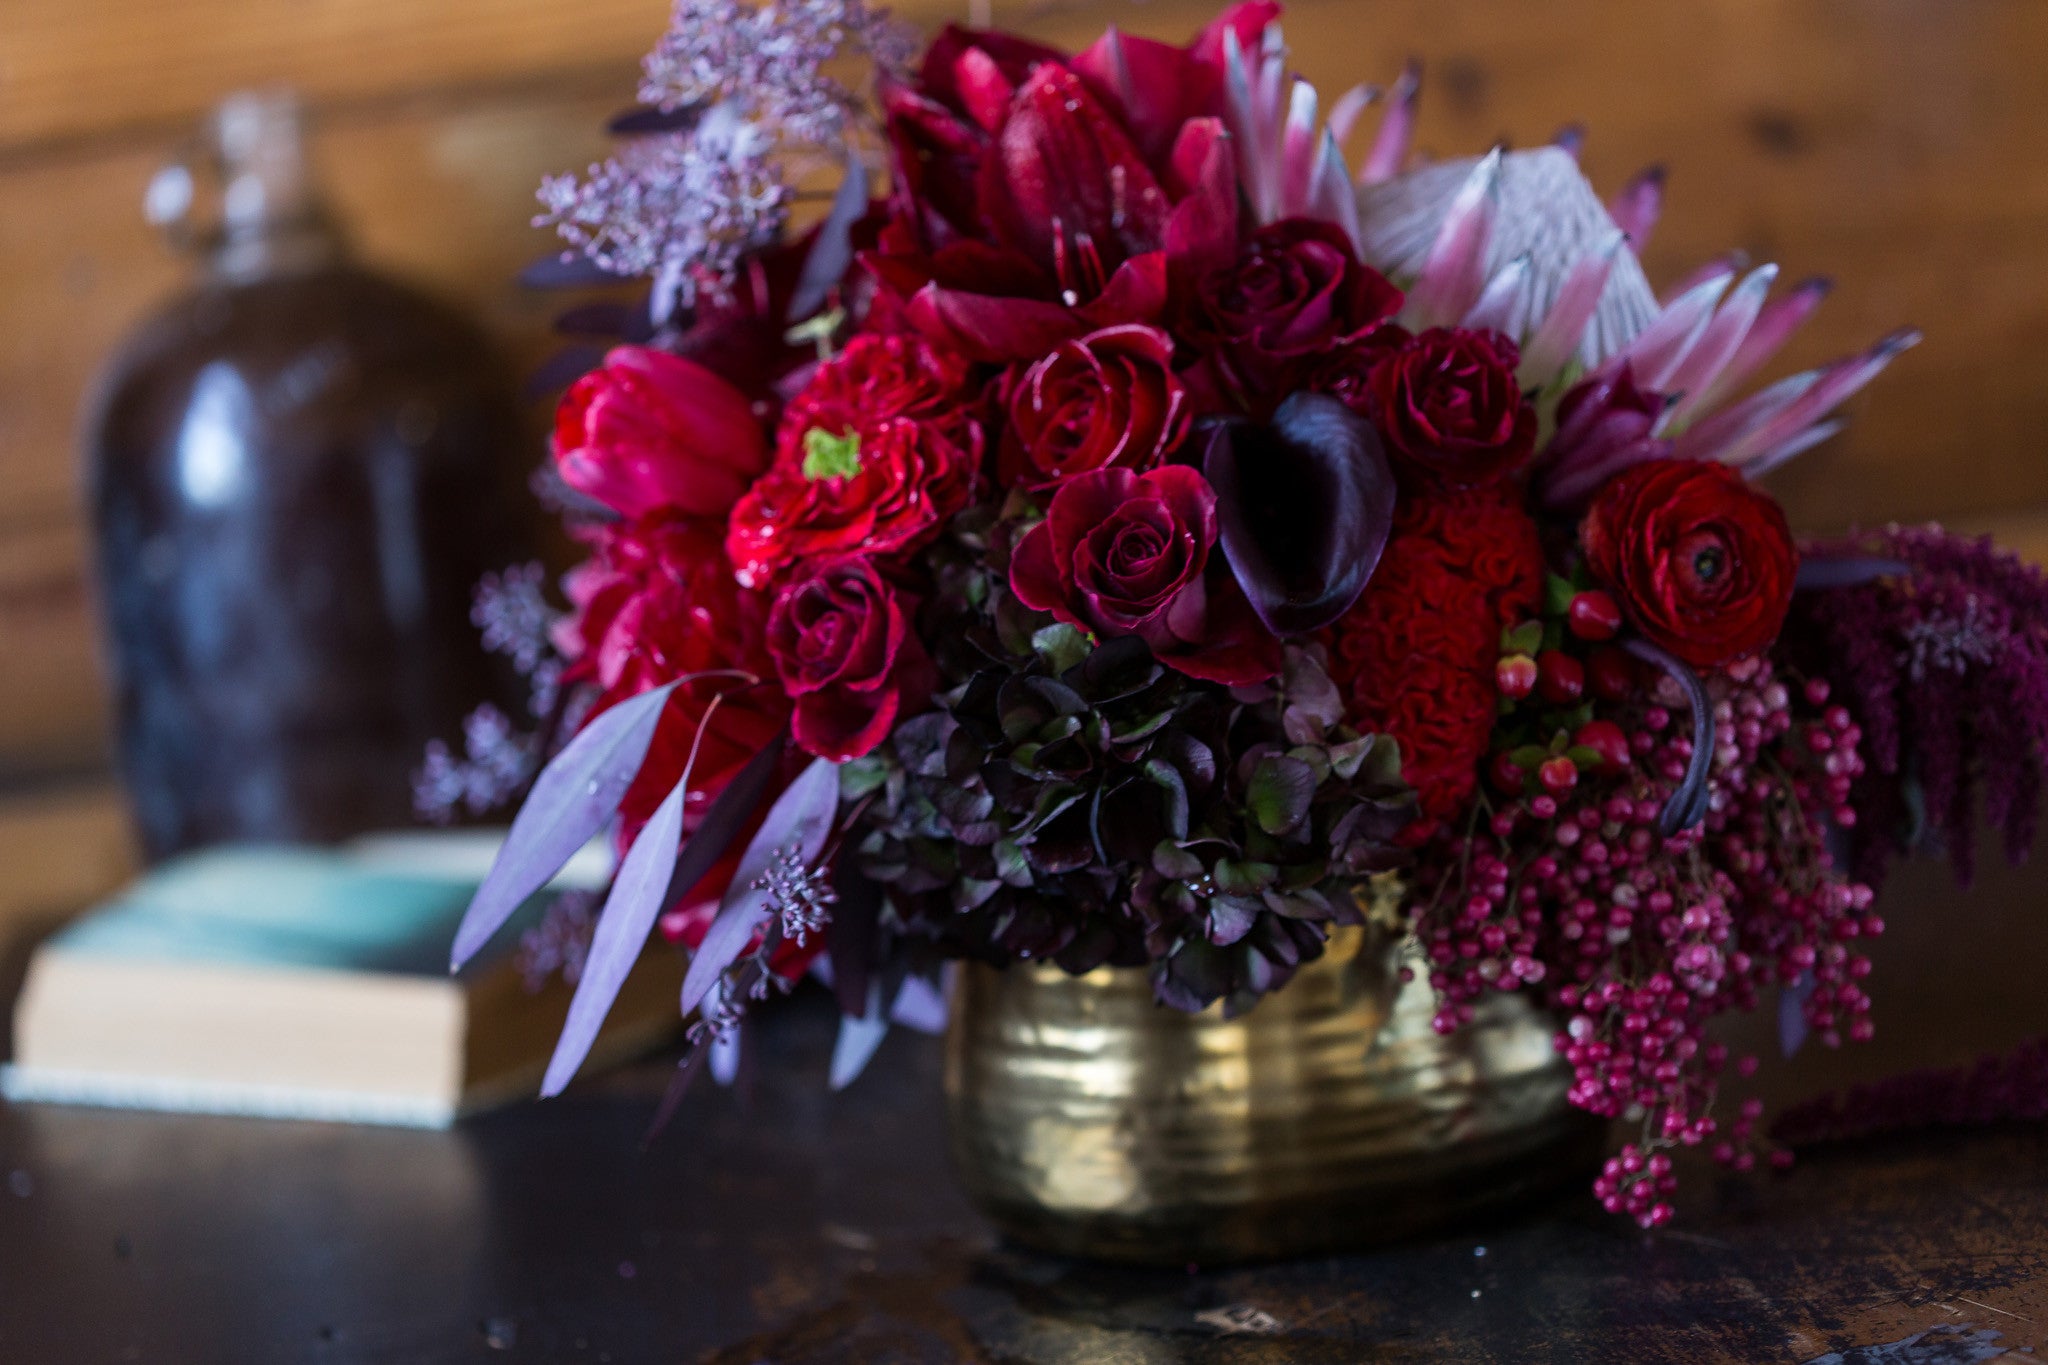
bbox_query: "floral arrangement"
[432,0,2048,1227]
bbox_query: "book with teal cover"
[2,835,675,1128]
[46,847,492,976]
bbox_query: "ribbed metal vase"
[944,925,1601,1264]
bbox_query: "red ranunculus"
[1010,465,1281,684]
[1580,458,1797,669]
[1190,217,1404,400]
[998,324,1189,490]
[1365,327,1536,488]
[727,334,981,588]
[555,514,789,826]
[766,556,937,762]
[553,346,769,520]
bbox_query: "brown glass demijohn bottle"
[84,91,537,861]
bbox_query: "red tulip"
[553,346,768,521]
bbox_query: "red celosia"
[1327,483,1544,826]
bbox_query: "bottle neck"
[206,209,346,283]
[160,90,350,284]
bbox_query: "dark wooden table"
[0,991,2043,1365]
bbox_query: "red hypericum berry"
[1574,720,1632,775]
[1537,650,1586,704]
[1538,756,1580,795]
[1491,750,1529,795]
[1589,646,1637,702]
[1496,653,1539,700]
[1567,590,1623,641]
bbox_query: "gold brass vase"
[943,925,1601,1264]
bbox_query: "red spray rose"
[556,514,789,826]
[766,557,938,762]
[553,346,769,520]
[1189,217,1403,400]
[1327,483,1544,827]
[998,324,1189,490]
[1366,327,1536,488]
[1580,458,1797,669]
[777,332,978,450]
[1010,465,1281,684]
[726,335,981,588]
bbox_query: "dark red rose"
[766,557,937,762]
[553,346,769,520]
[998,324,1189,490]
[727,334,981,588]
[1190,218,1404,398]
[1010,465,1281,684]
[1580,458,1797,670]
[556,514,789,825]
[1306,325,1407,411]
[1365,327,1536,488]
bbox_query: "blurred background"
[1,0,2045,1090]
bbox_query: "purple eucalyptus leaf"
[519,253,627,290]
[787,156,871,324]
[1779,969,1817,1057]
[679,757,842,1019]
[539,765,688,1097]
[1623,639,1714,834]
[889,972,949,1036]
[1204,393,1396,636]
[524,345,607,400]
[709,1023,743,1087]
[451,681,677,971]
[1794,555,1912,592]
[661,730,788,910]
[608,103,703,136]
[828,852,883,1020]
[828,979,890,1090]
[641,1043,710,1148]
[553,301,656,343]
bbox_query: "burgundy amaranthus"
[1772,1034,2048,1147]
[1786,527,2048,887]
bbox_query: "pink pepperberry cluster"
[1409,654,1880,1225]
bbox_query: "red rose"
[766,557,938,762]
[998,325,1189,490]
[1580,458,1796,670]
[1366,327,1536,488]
[1191,217,1403,398]
[1010,465,1281,684]
[727,335,981,588]
[553,346,768,520]
[556,514,789,825]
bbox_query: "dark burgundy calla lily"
[1202,392,1397,636]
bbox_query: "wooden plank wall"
[3,0,2046,786]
